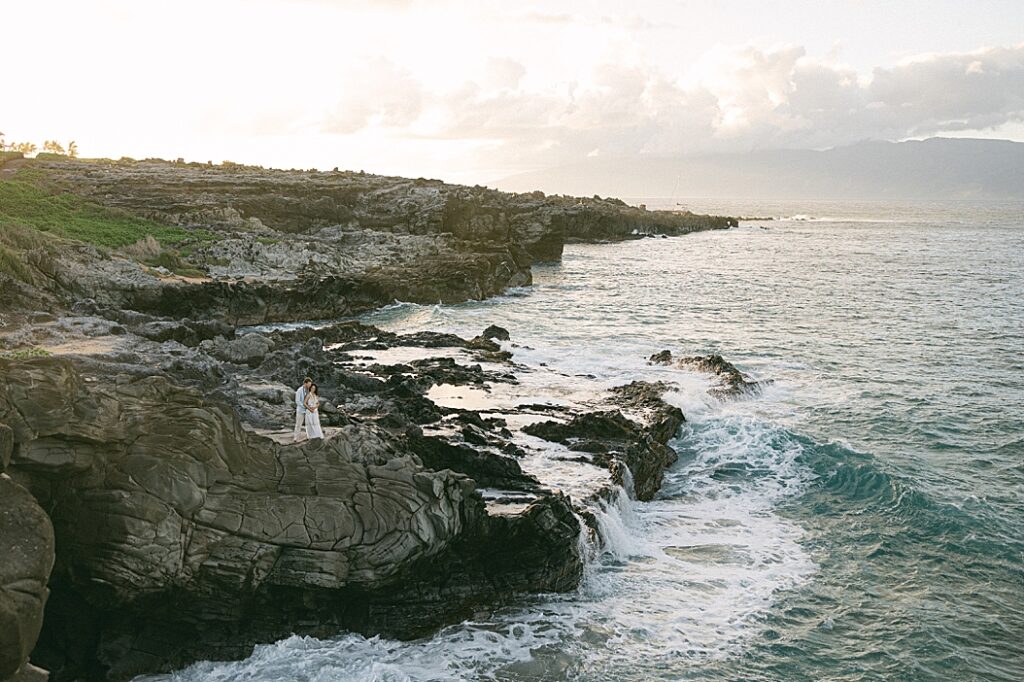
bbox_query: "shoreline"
[0,158,740,680]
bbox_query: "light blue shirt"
[295,386,308,413]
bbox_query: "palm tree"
[67,140,79,158]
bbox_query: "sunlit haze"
[4,0,1024,184]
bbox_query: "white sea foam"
[143,381,816,682]
[143,270,825,681]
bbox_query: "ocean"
[151,199,1024,681]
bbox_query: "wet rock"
[524,410,640,444]
[523,404,680,502]
[649,350,763,398]
[407,434,539,491]
[609,381,686,444]
[480,325,511,341]
[648,349,673,364]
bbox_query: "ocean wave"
[794,439,1024,564]
[771,214,902,224]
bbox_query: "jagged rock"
[407,434,539,490]
[524,410,640,444]
[0,358,583,679]
[481,325,511,341]
[523,404,680,502]
[3,158,733,324]
[609,381,686,444]
[0,424,12,472]
[649,350,763,398]
[128,318,232,347]
[0,462,56,681]
[648,349,673,364]
[199,333,274,366]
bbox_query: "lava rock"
[0,465,56,681]
[480,325,511,341]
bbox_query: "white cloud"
[5,1,1022,182]
[316,42,1024,173]
[323,58,424,134]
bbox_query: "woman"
[304,383,324,440]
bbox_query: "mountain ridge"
[495,138,1024,200]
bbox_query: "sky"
[3,0,1023,184]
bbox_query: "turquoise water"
[157,200,1024,681]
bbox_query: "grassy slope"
[0,168,193,247]
[0,166,211,280]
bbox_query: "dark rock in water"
[524,410,639,444]
[609,381,686,444]
[0,358,582,680]
[481,325,511,341]
[407,434,539,491]
[649,350,764,398]
[648,349,673,365]
[523,400,682,502]
[0,424,56,682]
[679,354,763,398]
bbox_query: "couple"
[293,376,324,441]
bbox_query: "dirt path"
[41,336,124,356]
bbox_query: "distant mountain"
[495,138,1024,200]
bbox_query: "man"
[294,377,313,442]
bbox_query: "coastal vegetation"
[0,133,78,158]
[0,169,192,247]
[0,165,215,280]
[0,346,50,360]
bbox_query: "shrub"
[0,347,52,360]
[0,222,50,251]
[120,235,163,260]
[0,151,24,165]
[0,244,33,282]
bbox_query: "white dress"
[304,394,324,440]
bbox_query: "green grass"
[0,223,55,282]
[0,151,24,164]
[0,244,33,282]
[0,167,219,282]
[0,169,199,248]
[0,347,51,360]
[143,250,205,277]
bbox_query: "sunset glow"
[4,0,1024,183]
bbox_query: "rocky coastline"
[0,158,738,680]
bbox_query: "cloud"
[323,57,424,133]
[866,45,1024,134]
[513,10,661,31]
[320,42,1024,171]
[482,58,527,90]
